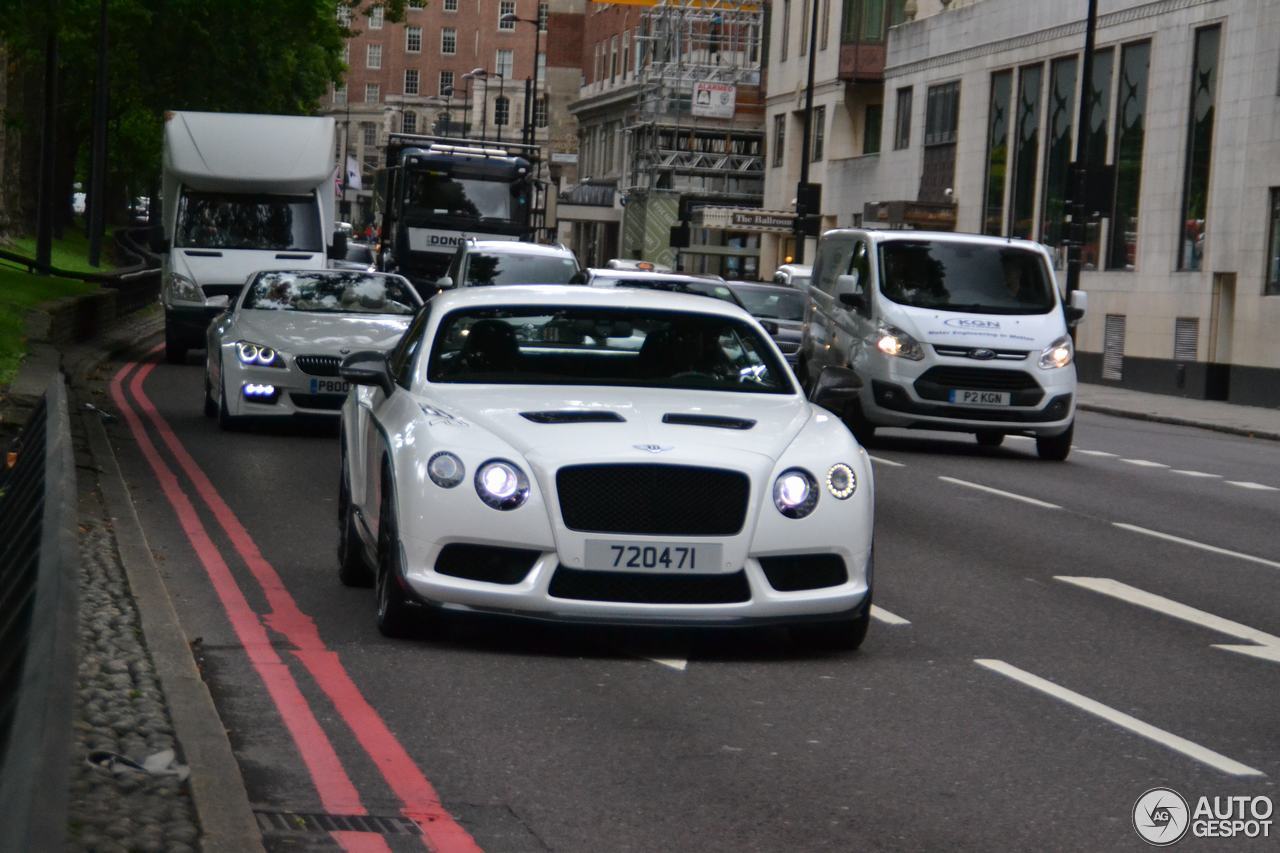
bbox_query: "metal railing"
[0,377,78,851]
[0,227,161,315]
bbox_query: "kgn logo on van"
[944,318,1002,330]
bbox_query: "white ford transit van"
[800,229,1087,460]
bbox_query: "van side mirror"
[328,231,349,260]
[148,226,169,254]
[835,272,866,312]
[1066,290,1088,327]
[339,351,394,396]
[809,365,862,410]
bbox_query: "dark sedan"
[725,281,806,368]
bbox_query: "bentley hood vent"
[520,410,627,424]
[662,413,756,430]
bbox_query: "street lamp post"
[792,0,822,264]
[463,67,488,139]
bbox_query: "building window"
[1266,189,1280,295]
[610,36,619,82]
[535,97,548,127]
[537,52,546,83]
[337,5,351,26]
[894,86,912,149]
[780,0,790,62]
[863,104,882,154]
[800,0,809,56]
[924,81,959,146]
[1178,25,1220,272]
[367,44,382,70]
[982,72,1012,236]
[495,96,510,126]
[362,122,377,147]
[1040,56,1078,254]
[441,28,457,55]
[1109,40,1151,271]
[403,111,417,134]
[499,0,516,29]
[538,2,548,31]
[404,69,420,95]
[406,26,422,53]
[820,0,831,50]
[365,83,380,103]
[409,0,424,8]
[811,106,826,161]
[440,70,454,96]
[1009,63,1043,239]
[369,6,384,28]
[444,0,458,10]
[333,83,347,105]
[496,49,513,78]
[772,114,786,167]
[622,36,629,81]
[842,0,892,44]
[1081,48,1113,270]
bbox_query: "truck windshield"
[878,241,1056,314]
[175,191,322,251]
[404,171,511,221]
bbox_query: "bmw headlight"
[428,451,465,488]
[1038,335,1074,369]
[236,341,284,367]
[166,272,203,305]
[475,459,530,510]
[875,325,925,360]
[773,468,818,519]
[825,463,857,499]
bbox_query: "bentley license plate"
[310,378,350,395]
[583,540,725,574]
[949,389,1010,406]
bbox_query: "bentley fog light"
[1038,335,1074,369]
[773,468,818,519]
[825,463,857,499]
[428,452,465,489]
[475,459,530,510]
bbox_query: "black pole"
[35,29,58,271]
[87,0,108,267]
[792,0,821,264]
[1064,0,1099,340]
[497,74,505,143]
[522,77,533,148]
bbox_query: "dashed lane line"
[871,605,910,626]
[868,455,905,467]
[1121,458,1170,468]
[1076,449,1118,457]
[937,476,1062,509]
[1113,523,1280,571]
[975,659,1264,777]
[1172,469,1222,478]
[1227,481,1279,492]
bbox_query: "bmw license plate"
[583,540,725,574]
[310,378,351,395]
[949,389,1010,406]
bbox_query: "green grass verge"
[6,225,119,274]
[0,267,99,387]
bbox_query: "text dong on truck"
[156,111,348,363]
[374,133,539,291]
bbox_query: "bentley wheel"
[375,476,416,638]
[337,450,374,587]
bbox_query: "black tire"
[337,449,374,587]
[791,596,872,652]
[164,325,187,364]
[1036,420,1074,461]
[375,473,417,638]
[203,375,217,418]
[844,401,877,447]
[975,430,1005,448]
[217,383,238,431]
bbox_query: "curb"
[1076,403,1280,443]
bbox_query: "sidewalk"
[1076,382,1280,442]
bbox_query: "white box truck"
[156,111,345,362]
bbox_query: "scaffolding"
[622,0,766,201]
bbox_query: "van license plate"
[950,389,1011,406]
[310,378,350,395]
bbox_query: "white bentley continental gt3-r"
[337,285,875,649]
[204,270,422,428]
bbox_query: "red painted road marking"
[110,359,366,820]
[330,832,394,852]
[124,356,480,852]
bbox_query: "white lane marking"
[1227,481,1279,492]
[1122,459,1170,468]
[1172,469,1222,478]
[975,659,1264,777]
[1215,644,1280,664]
[937,476,1061,509]
[1007,435,1033,442]
[1113,523,1280,571]
[646,657,688,672]
[1076,449,1118,457]
[871,605,910,626]
[868,455,905,468]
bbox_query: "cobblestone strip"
[66,419,201,853]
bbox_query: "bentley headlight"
[875,325,925,360]
[428,452,465,489]
[475,459,530,510]
[825,463,857,499]
[166,272,203,305]
[236,341,283,367]
[1038,335,1074,369]
[773,468,818,519]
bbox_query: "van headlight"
[475,459,530,510]
[875,325,924,360]
[166,273,203,306]
[236,341,284,367]
[1038,335,1074,369]
[773,468,818,519]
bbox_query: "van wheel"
[844,401,876,447]
[975,431,1004,448]
[1036,421,1074,461]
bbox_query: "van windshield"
[176,191,322,251]
[878,241,1056,314]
